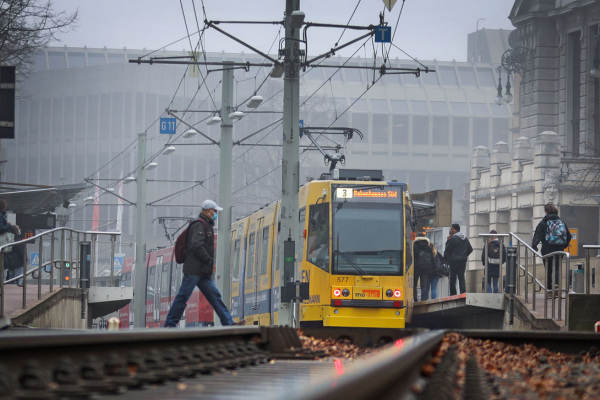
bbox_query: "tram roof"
[0,182,86,214]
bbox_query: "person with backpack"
[165,200,242,327]
[413,234,433,301]
[531,203,572,297]
[444,223,473,295]
[481,230,507,293]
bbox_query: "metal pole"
[278,0,301,327]
[506,246,517,325]
[216,61,234,314]
[133,132,148,328]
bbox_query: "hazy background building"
[1,30,512,257]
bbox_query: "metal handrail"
[509,232,570,326]
[583,245,599,295]
[1,227,120,318]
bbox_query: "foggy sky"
[50,0,514,62]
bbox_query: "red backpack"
[174,218,207,264]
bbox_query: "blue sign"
[31,252,39,266]
[113,255,124,271]
[374,26,391,43]
[299,119,304,128]
[159,118,176,134]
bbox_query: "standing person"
[531,203,571,297]
[481,230,506,293]
[5,227,25,285]
[429,242,447,299]
[0,199,20,276]
[0,199,18,237]
[444,223,473,295]
[165,200,242,327]
[413,234,433,301]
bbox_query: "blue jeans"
[164,274,234,327]
[429,275,440,299]
[487,276,499,293]
[5,267,23,285]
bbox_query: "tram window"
[147,266,155,298]
[232,239,241,282]
[332,203,403,276]
[161,263,169,295]
[172,264,181,295]
[307,203,329,272]
[247,233,255,279]
[298,208,306,262]
[261,227,269,275]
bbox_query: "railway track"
[0,326,598,399]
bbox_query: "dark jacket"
[4,232,25,270]
[531,213,572,255]
[444,231,473,266]
[480,239,507,278]
[0,210,12,234]
[413,236,433,276]
[182,214,214,277]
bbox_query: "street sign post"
[113,254,124,272]
[159,118,176,134]
[374,26,391,43]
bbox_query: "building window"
[392,115,409,145]
[452,117,469,147]
[68,52,85,68]
[439,66,459,86]
[458,67,477,86]
[433,116,450,145]
[48,51,66,69]
[372,114,389,144]
[567,31,581,156]
[413,116,429,145]
[472,118,489,147]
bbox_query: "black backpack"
[487,241,501,265]
[418,248,433,274]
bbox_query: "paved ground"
[1,283,54,318]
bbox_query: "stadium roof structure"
[0,182,87,214]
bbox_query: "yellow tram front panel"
[322,274,408,328]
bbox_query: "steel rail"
[295,330,445,400]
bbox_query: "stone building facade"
[468,0,600,274]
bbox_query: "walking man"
[165,199,241,327]
[444,223,473,295]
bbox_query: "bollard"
[506,247,518,325]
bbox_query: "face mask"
[212,212,218,221]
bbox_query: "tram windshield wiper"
[334,250,368,276]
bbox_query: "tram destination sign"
[335,186,400,202]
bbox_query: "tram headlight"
[342,288,350,297]
[386,289,393,298]
[333,288,341,297]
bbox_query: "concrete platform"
[410,293,505,329]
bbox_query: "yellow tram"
[229,169,416,328]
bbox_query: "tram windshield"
[332,202,404,276]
